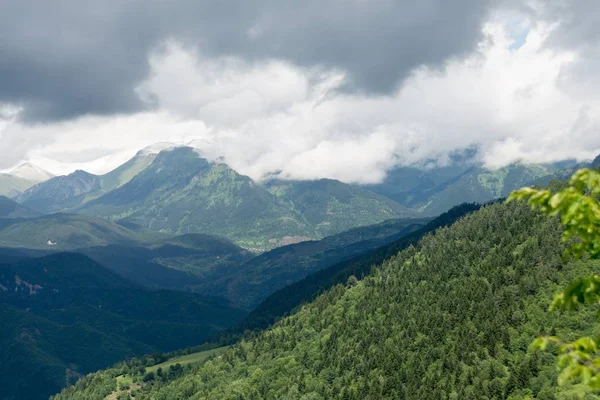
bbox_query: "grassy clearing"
[116,375,133,388]
[107,347,229,399]
[145,346,230,374]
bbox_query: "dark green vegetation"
[55,200,600,399]
[0,253,245,400]
[15,151,157,214]
[194,216,430,309]
[79,234,253,291]
[0,196,40,219]
[78,147,413,250]
[236,203,480,334]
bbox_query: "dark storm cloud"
[0,0,493,122]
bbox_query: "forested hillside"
[236,203,480,334]
[55,200,600,399]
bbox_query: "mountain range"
[364,161,560,215]
[12,146,417,250]
[5,143,589,252]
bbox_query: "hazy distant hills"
[364,162,556,215]
[15,150,157,213]
[0,196,40,219]
[264,178,416,238]
[0,252,245,400]
[420,163,553,215]
[0,162,54,197]
[15,170,103,214]
[0,173,36,198]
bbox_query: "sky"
[0,0,599,183]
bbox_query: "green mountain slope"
[0,253,245,400]
[55,201,600,400]
[419,163,553,215]
[17,146,414,250]
[0,196,41,218]
[265,178,417,238]
[79,147,316,250]
[98,150,158,194]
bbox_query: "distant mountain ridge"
[364,161,556,215]
[0,163,53,198]
[15,150,158,213]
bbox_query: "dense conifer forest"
[54,199,600,399]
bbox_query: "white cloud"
[1,10,600,183]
